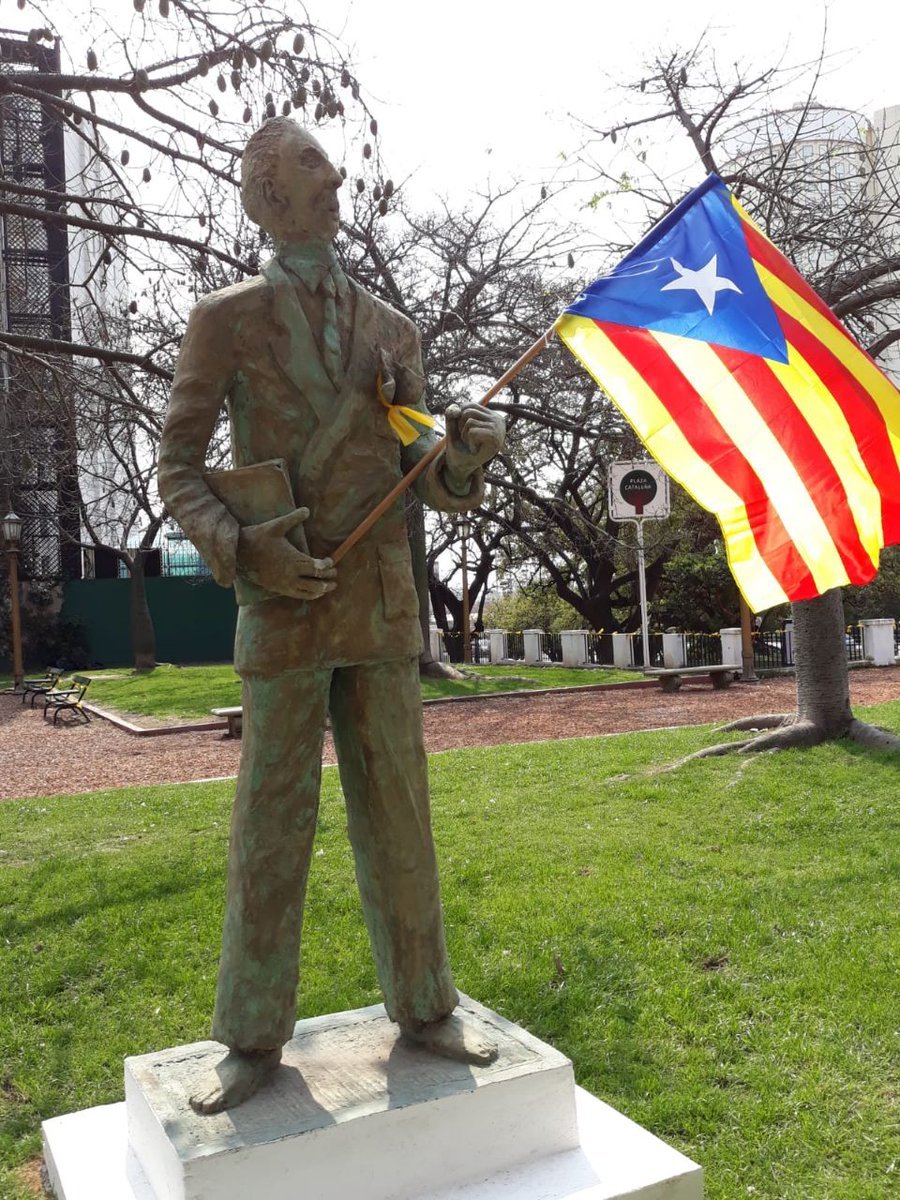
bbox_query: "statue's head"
[242,118,342,242]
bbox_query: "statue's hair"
[241,117,311,228]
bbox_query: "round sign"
[619,469,658,515]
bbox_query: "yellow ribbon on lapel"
[377,371,437,446]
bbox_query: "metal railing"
[683,632,723,667]
[628,632,664,669]
[542,632,563,662]
[586,631,614,665]
[506,631,524,661]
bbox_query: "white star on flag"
[660,254,742,315]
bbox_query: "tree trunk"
[792,588,853,736]
[128,552,157,671]
[407,493,465,680]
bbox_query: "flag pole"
[330,325,557,565]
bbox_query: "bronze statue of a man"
[158,118,505,1113]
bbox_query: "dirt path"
[2,668,898,801]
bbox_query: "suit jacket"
[158,256,480,677]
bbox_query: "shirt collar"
[277,239,348,298]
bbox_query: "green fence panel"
[61,578,238,667]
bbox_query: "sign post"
[608,462,670,669]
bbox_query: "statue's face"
[267,127,342,241]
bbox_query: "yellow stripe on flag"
[653,329,851,595]
[555,313,787,609]
[769,342,883,571]
[756,264,900,472]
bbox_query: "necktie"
[319,268,343,390]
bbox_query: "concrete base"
[43,996,702,1200]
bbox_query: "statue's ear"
[261,176,287,219]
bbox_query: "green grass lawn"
[1,704,898,1198]
[80,662,643,720]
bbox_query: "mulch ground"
[2,667,899,801]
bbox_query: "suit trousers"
[211,655,459,1051]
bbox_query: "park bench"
[42,674,92,725]
[21,666,62,706]
[211,706,243,738]
[645,664,741,693]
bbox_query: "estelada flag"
[555,173,900,612]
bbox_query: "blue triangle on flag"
[565,175,789,365]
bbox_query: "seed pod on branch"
[142,167,152,182]
[567,252,575,268]
[266,101,276,119]
[312,78,321,97]
[244,46,258,69]
[133,68,150,91]
[363,143,372,159]
[326,100,338,118]
[121,148,130,165]
[216,74,227,93]
[292,86,306,108]
[293,32,305,54]
[370,118,378,136]
[232,49,243,70]
[158,0,170,16]
[282,100,291,116]
[87,48,98,71]
[231,70,241,90]
[340,68,351,88]
[378,197,388,217]
[129,300,138,315]
[373,184,382,201]
[383,179,394,199]
[133,0,145,11]
[197,54,209,77]
[355,177,365,193]
[209,99,219,117]
[242,105,252,123]
[259,39,273,61]
[314,102,324,121]
[339,166,347,179]
[300,66,310,83]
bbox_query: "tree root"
[846,719,900,751]
[671,714,900,767]
[419,659,467,681]
[721,713,790,732]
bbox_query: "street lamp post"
[458,517,471,665]
[2,511,24,689]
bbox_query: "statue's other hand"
[237,507,337,601]
[444,403,506,478]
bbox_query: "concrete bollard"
[560,630,588,668]
[611,632,632,669]
[488,629,507,664]
[662,632,686,669]
[523,629,543,665]
[860,618,895,666]
[719,627,742,666]
[429,628,445,663]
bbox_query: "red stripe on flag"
[597,321,818,600]
[737,216,845,334]
[712,343,876,582]
[776,308,900,543]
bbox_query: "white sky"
[329,0,900,216]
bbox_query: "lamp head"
[2,511,21,549]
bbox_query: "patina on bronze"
[158,118,505,1114]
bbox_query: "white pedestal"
[43,996,703,1200]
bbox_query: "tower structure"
[0,30,81,581]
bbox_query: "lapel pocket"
[377,541,420,620]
